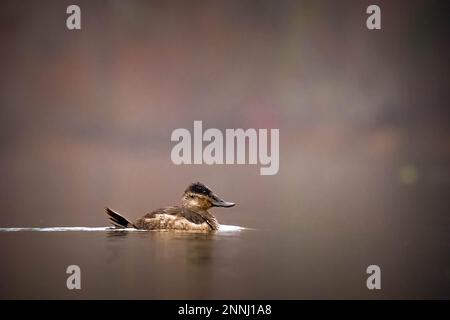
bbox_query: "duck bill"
[211,194,235,208]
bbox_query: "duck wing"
[142,206,181,218]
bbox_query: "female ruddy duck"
[105,182,235,232]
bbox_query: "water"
[0,219,448,299]
[0,226,245,232]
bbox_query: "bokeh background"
[0,0,449,299]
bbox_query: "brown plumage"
[105,182,235,232]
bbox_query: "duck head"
[182,182,236,210]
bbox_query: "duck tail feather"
[105,207,135,229]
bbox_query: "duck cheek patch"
[198,197,213,209]
[187,196,211,209]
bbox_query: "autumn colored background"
[0,0,449,298]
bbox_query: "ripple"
[0,225,246,233]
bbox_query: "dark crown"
[185,182,213,196]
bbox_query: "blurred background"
[0,0,449,299]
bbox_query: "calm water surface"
[0,217,448,299]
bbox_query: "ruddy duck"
[105,182,235,232]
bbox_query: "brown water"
[0,214,448,299]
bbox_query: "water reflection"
[180,234,214,267]
[145,231,215,266]
[106,230,130,238]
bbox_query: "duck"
[105,182,235,232]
